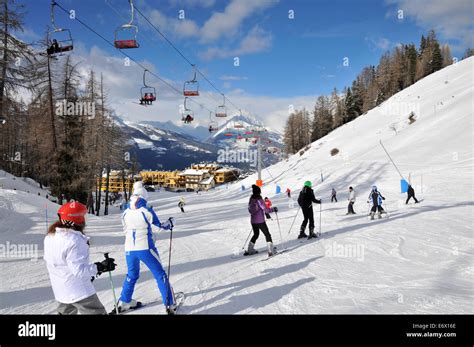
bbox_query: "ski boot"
[369,212,375,220]
[377,212,382,219]
[244,242,258,256]
[308,229,318,239]
[118,299,141,313]
[166,304,178,315]
[267,242,275,257]
[298,228,308,239]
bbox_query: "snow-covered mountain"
[114,118,219,170]
[119,114,283,171]
[142,120,211,142]
[204,114,284,167]
[0,57,472,315]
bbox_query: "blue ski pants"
[119,247,174,307]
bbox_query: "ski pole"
[166,218,175,309]
[242,228,253,251]
[319,202,322,237]
[45,203,48,232]
[104,253,119,315]
[275,211,283,243]
[287,206,301,235]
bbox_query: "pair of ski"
[298,233,321,243]
[233,248,289,261]
[108,291,185,315]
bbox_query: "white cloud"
[168,0,216,8]
[148,9,200,39]
[219,75,249,81]
[63,44,310,132]
[199,26,273,60]
[387,0,473,47]
[199,0,279,43]
[364,37,391,51]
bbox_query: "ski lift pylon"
[114,0,139,49]
[183,65,199,97]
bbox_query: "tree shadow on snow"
[184,256,321,314]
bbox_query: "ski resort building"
[97,170,140,193]
[140,170,184,188]
[97,164,238,193]
[180,169,214,191]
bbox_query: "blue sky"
[19,0,473,130]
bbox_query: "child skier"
[44,202,116,315]
[297,181,321,239]
[118,193,177,314]
[264,197,272,220]
[246,185,278,257]
[367,185,386,220]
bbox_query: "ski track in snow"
[1,57,473,314]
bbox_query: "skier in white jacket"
[44,202,116,314]
[346,186,356,215]
[118,190,177,314]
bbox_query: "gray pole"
[257,130,262,183]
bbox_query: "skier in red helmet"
[44,201,116,314]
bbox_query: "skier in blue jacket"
[118,193,177,314]
[367,185,386,220]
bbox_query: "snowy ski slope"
[0,57,472,314]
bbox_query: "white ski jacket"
[349,190,356,202]
[44,228,98,304]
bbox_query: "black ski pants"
[348,201,355,214]
[250,223,272,243]
[406,193,419,204]
[371,205,385,213]
[300,206,315,232]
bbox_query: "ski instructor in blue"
[118,182,177,314]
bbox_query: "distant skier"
[347,186,356,215]
[246,185,278,257]
[331,188,338,202]
[286,188,291,198]
[44,202,116,315]
[178,197,186,213]
[297,181,321,239]
[406,184,419,204]
[367,185,386,220]
[118,194,177,314]
[264,197,272,220]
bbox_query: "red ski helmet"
[58,201,87,226]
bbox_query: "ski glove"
[273,206,278,213]
[161,217,175,230]
[95,257,116,276]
